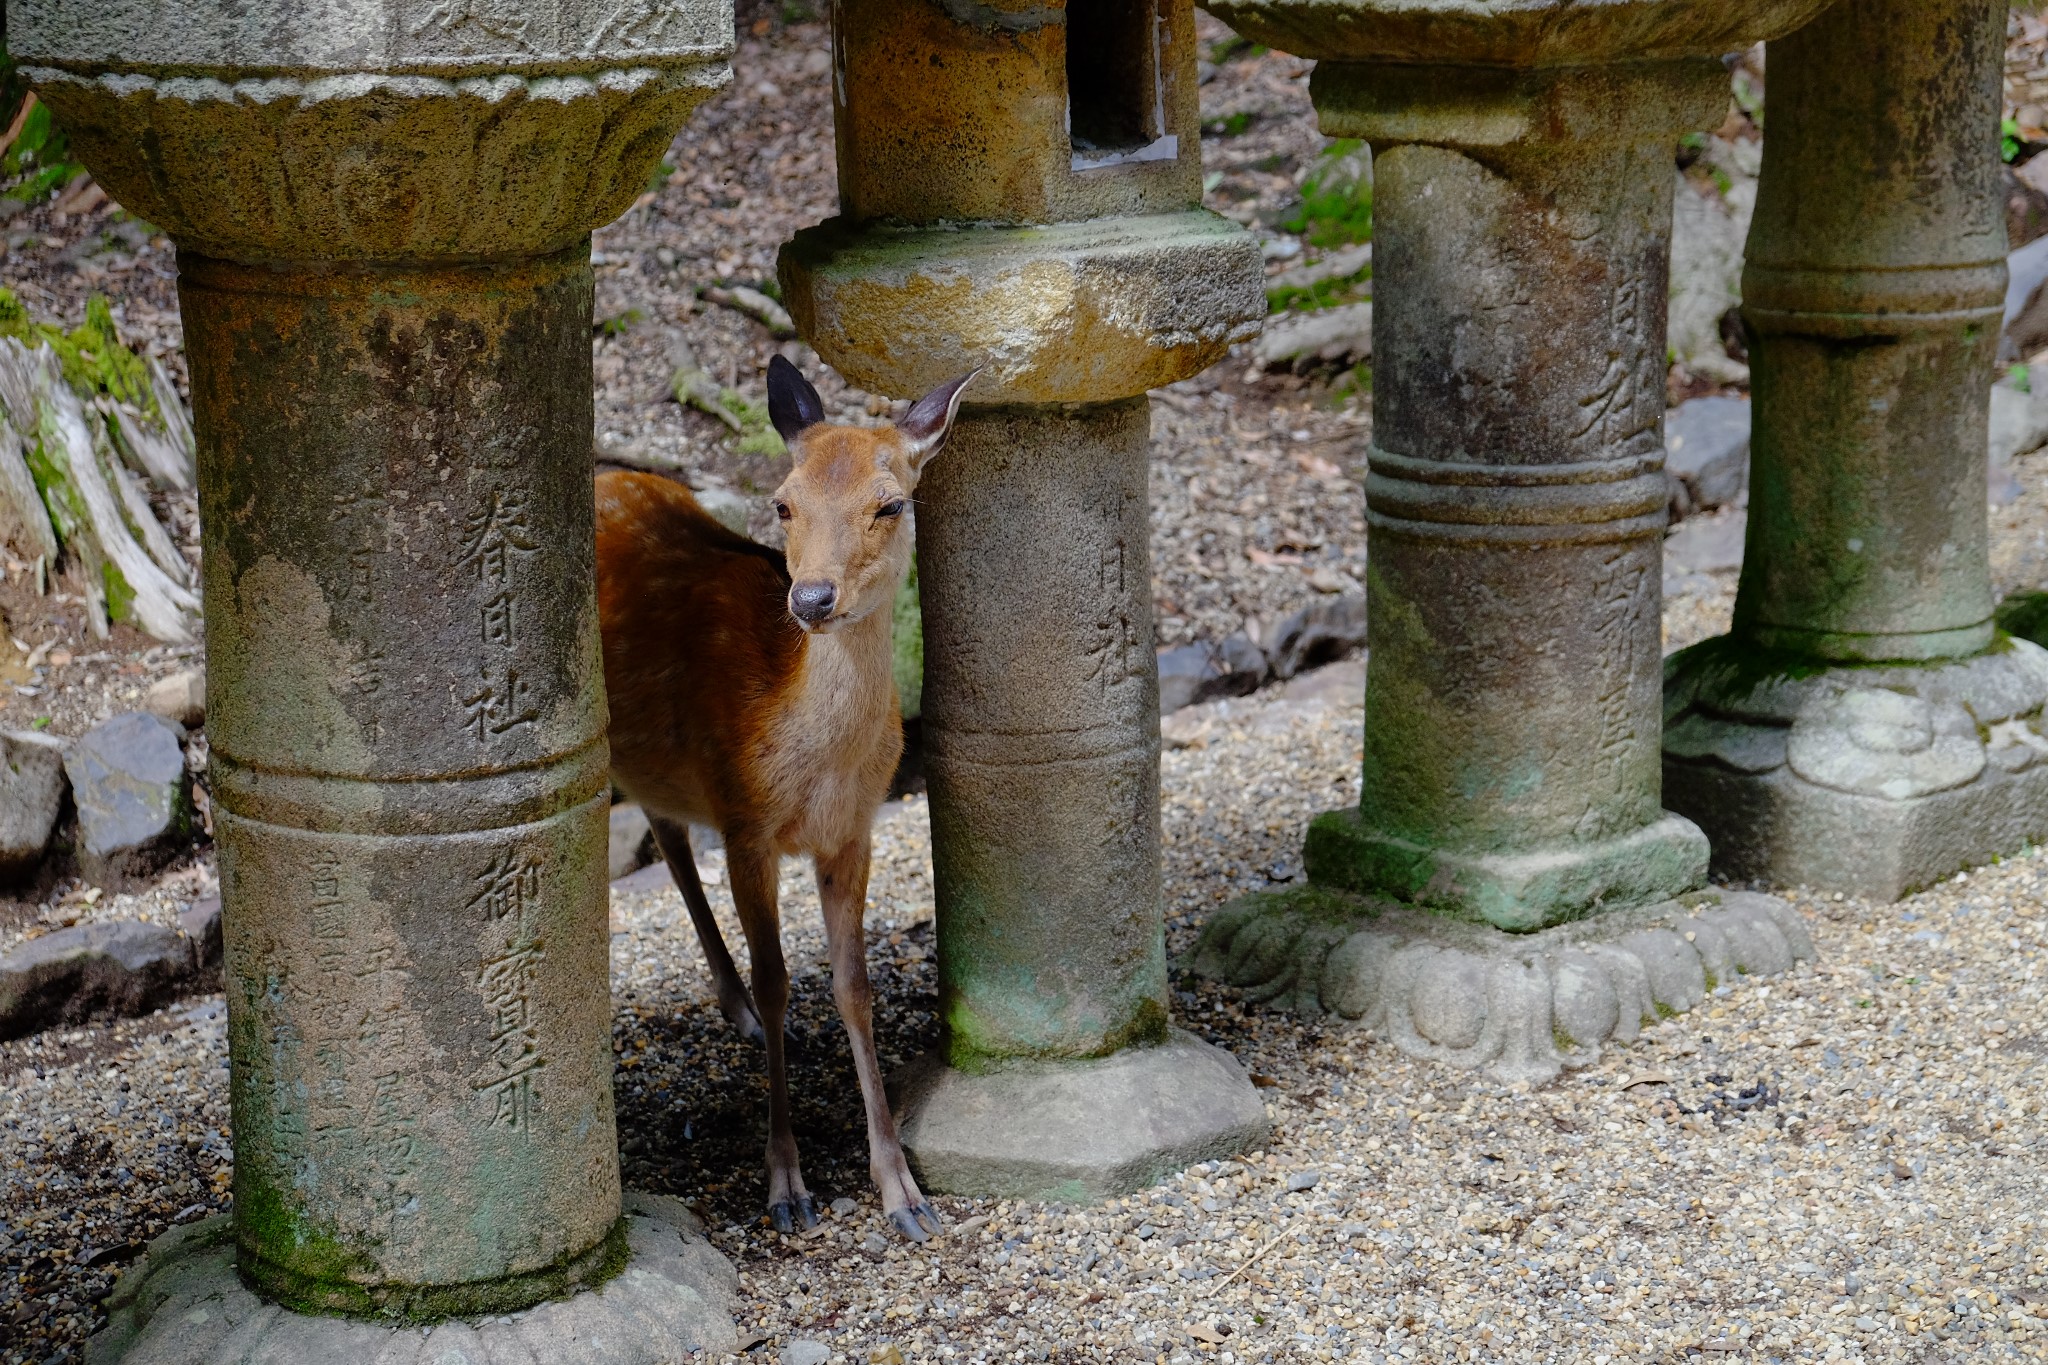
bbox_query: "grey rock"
[693,485,753,537]
[860,1233,888,1255]
[1262,592,1367,680]
[782,1342,832,1365]
[0,729,69,878]
[179,893,222,976]
[1664,395,1750,515]
[1664,509,1747,575]
[141,667,205,730]
[829,1197,858,1217]
[1284,1169,1321,1192]
[64,712,189,888]
[0,919,195,1040]
[610,801,657,881]
[1157,634,1267,714]
[87,1193,739,1363]
[893,1030,1269,1200]
[1666,145,1759,386]
[1252,302,1373,371]
[2002,232,2048,363]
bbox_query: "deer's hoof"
[770,1194,820,1235]
[889,1202,942,1243]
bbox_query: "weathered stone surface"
[0,920,196,1040]
[781,212,1265,404]
[1665,637,2048,899]
[609,801,656,881]
[142,668,205,730]
[85,1193,739,1364]
[64,712,189,888]
[1664,396,1750,515]
[798,0,1264,1193]
[921,402,1169,1062]
[893,1030,1269,1201]
[0,728,69,878]
[1665,509,1747,576]
[1205,0,1833,70]
[1660,1,2026,896]
[1189,887,1814,1085]
[28,0,731,1331]
[1731,0,2005,665]
[1262,592,1367,681]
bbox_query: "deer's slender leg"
[728,837,814,1231]
[648,814,763,1043]
[816,837,939,1242]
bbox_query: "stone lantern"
[15,1,741,1358]
[779,0,1270,1197]
[1189,0,1832,1081]
[1661,0,2039,901]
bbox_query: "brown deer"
[596,356,974,1241]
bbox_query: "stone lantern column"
[1661,0,2047,900]
[17,3,742,1357]
[1189,0,1830,1083]
[780,0,1270,1199]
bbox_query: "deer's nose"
[789,580,838,624]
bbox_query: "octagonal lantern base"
[892,1030,1269,1202]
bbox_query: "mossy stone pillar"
[781,0,1269,1199]
[1661,0,2048,900]
[1184,0,1833,1084]
[18,2,743,1355]
[1202,0,1832,931]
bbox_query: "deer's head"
[766,356,975,635]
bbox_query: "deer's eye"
[876,499,906,519]
[774,500,792,521]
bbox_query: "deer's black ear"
[898,368,979,469]
[768,355,826,444]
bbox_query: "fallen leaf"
[1246,547,1304,567]
[1187,1324,1229,1345]
[1620,1071,1673,1089]
[1250,1073,1281,1088]
[735,1330,770,1352]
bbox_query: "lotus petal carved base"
[1187,886,1814,1085]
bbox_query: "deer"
[595,356,975,1242]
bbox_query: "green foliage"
[0,43,84,206]
[596,307,646,337]
[1203,111,1254,137]
[0,288,155,413]
[1282,139,1372,249]
[643,160,676,195]
[1206,34,1265,65]
[893,554,923,720]
[716,388,787,457]
[1266,262,1371,315]
[2011,362,2034,394]
[2007,116,2027,165]
[101,559,135,626]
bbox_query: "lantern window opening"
[1066,0,1179,171]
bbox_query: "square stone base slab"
[86,1193,737,1364]
[1666,756,2048,902]
[1186,886,1815,1084]
[891,1029,1270,1202]
[1305,806,1712,931]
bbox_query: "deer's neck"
[784,593,899,754]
